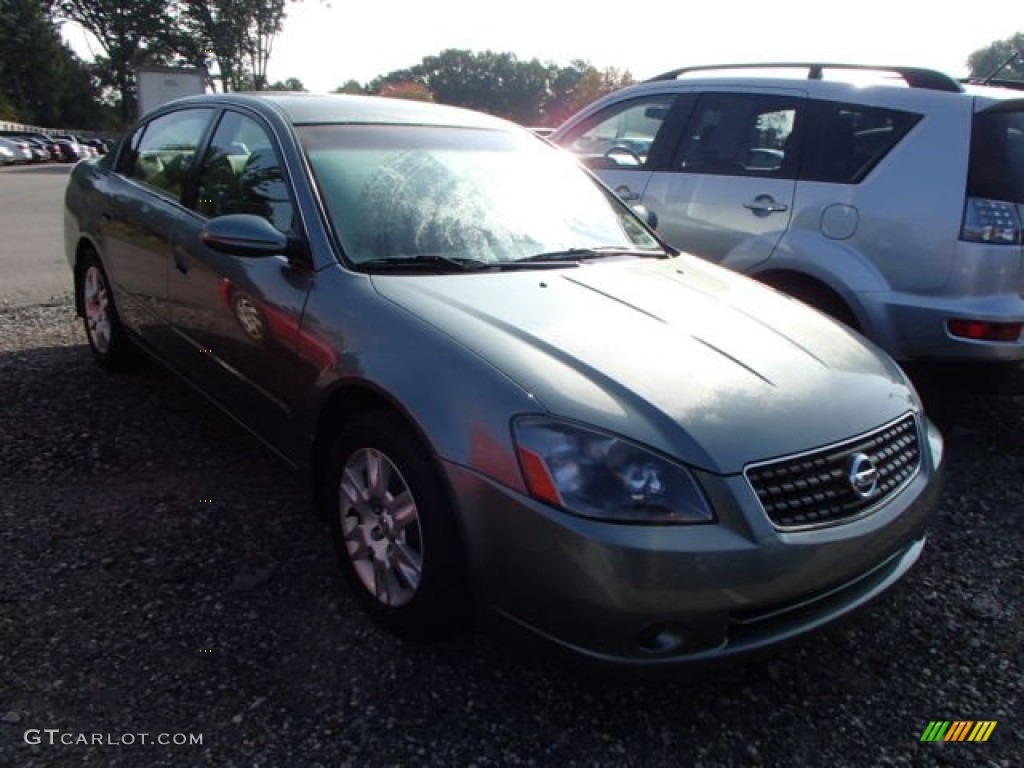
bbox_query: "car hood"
[371,256,917,474]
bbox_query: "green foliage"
[332,79,365,95]
[368,50,633,125]
[1,0,110,128]
[967,32,1024,81]
[52,0,174,125]
[0,93,20,122]
[267,76,305,91]
[177,0,292,92]
[378,81,433,102]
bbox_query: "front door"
[168,109,313,452]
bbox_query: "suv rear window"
[968,108,1024,204]
[801,101,919,184]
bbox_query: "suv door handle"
[614,184,642,202]
[743,194,788,215]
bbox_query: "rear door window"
[801,101,920,184]
[120,109,213,201]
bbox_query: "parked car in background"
[82,138,109,155]
[64,92,943,669]
[52,139,86,163]
[22,137,52,161]
[553,63,1024,390]
[21,137,55,162]
[0,143,15,166]
[0,137,33,164]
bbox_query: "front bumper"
[446,418,944,668]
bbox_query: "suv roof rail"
[961,77,1024,92]
[645,63,964,93]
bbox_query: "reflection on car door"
[168,109,314,453]
[640,90,805,271]
[100,109,213,346]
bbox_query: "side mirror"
[631,204,658,230]
[201,214,289,258]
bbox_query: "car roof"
[564,69,1024,120]
[161,92,516,130]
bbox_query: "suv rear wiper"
[515,246,668,263]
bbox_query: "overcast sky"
[63,0,1022,93]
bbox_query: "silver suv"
[552,63,1024,388]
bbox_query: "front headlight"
[512,417,713,524]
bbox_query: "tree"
[368,50,626,125]
[332,79,365,94]
[571,66,634,112]
[176,0,292,92]
[967,32,1024,81]
[1,0,108,127]
[367,51,634,126]
[52,0,173,125]
[378,81,433,102]
[267,76,305,91]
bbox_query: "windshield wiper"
[516,246,667,263]
[356,255,494,272]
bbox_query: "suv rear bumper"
[865,292,1024,365]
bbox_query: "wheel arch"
[310,380,458,521]
[753,268,863,331]
[72,236,103,318]
[311,379,478,617]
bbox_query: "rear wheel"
[79,251,134,369]
[322,412,469,638]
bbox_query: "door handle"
[614,184,642,202]
[743,194,788,216]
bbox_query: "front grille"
[745,414,921,530]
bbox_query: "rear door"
[99,108,214,346]
[640,89,805,270]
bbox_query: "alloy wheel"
[338,447,424,607]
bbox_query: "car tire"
[322,411,470,638]
[79,251,135,370]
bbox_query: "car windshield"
[298,124,661,268]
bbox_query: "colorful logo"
[920,721,997,742]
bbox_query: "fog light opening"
[947,319,1023,342]
[636,623,687,655]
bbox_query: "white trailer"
[136,66,208,117]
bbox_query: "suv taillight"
[960,197,1022,244]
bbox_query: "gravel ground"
[0,299,1021,767]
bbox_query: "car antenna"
[980,48,1023,85]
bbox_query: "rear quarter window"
[801,101,920,184]
[967,108,1024,204]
